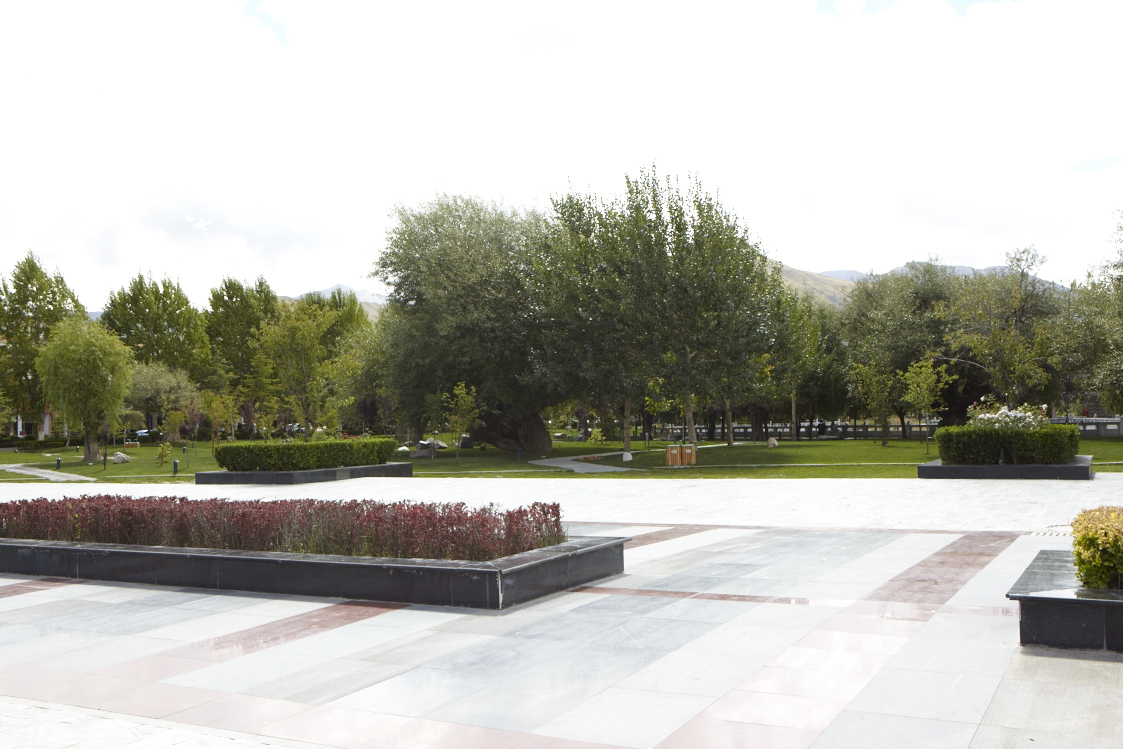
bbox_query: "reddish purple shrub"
[0,496,565,562]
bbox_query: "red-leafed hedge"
[0,496,565,562]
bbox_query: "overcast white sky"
[1,0,1120,310]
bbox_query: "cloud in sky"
[0,0,1120,309]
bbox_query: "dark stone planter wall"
[0,535,625,610]
[1007,549,1123,651]
[196,462,412,485]
[918,455,1093,480]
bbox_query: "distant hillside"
[821,265,1008,284]
[777,264,854,307]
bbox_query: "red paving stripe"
[863,531,1019,606]
[0,577,79,599]
[162,600,407,662]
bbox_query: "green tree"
[850,362,896,446]
[102,274,211,379]
[444,382,482,465]
[257,303,336,431]
[843,260,957,435]
[299,288,371,358]
[205,276,279,388]
[944,248,1058,407]
[550,171,783,445]
[35,317,133,461]
[375,195,558,453]
[0,252,84,433]
[124,362,198,432]
[903,359,957,453]
[201,390,239,453]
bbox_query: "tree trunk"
[83,424,99,462]
[791,395,798,440]
[724,398,734,447]
[622,397,632,453]
[684,392,698,444]
[476,410,552,454]
[752,407,766,441]
[897,409,909,440]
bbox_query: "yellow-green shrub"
[1072,506,1123,589]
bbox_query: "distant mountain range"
[819,266,1007,284]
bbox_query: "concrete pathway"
[529,451,634,473]
[2,475,1116,532]
[0,464,96,482]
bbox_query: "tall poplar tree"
[0,252,84,433]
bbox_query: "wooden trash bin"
[665,444,697,467]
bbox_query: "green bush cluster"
[214,438,398,472]
[934,424,1078,466]
[1073,507,1123,589]
[0,438,71,450]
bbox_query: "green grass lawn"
[0,442,218,483]
[2,434,1119,481]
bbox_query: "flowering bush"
[0,496,565,562]
[966,397,1048,430]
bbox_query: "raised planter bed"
[196,462,412,484]
[0,535,625,609]
[1007,549,1123,651]
[918,455,1093,480]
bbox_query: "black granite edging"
[1007,549,1123,651]
[0,535,626,610]
[196,462,412,484]
[918,455,1093,480]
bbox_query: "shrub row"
[0,496,566,562]
[0,438,73,450]
[214,438,398,471]
[934,424,1079,465]
[1073,506,1123,589]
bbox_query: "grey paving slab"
[534,687,713,749]
[423,635,571,676]
[847,669,1001,724]
[354,630,492,668]
[980,679,1123,738]
[511,611,637,642]
[426,641,663,732]
[27,635,180,673]
[326,666,499,717]
[970,724,1123,749]
[1002,647,1123,687]
[884,637,1016,679]
[244,657,410,704]
[0,598,106,627]
[642,597,756,624]
[30,600,216,637]
[811,711,977,749]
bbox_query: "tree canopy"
[0,252,84,423]
[35,317,133,460]
[102,274,210,379]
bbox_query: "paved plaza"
[0,477,1120,747]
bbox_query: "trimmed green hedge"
[934,424,1079,466]
[1073,506,1123,589]
[214,438,398,472]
